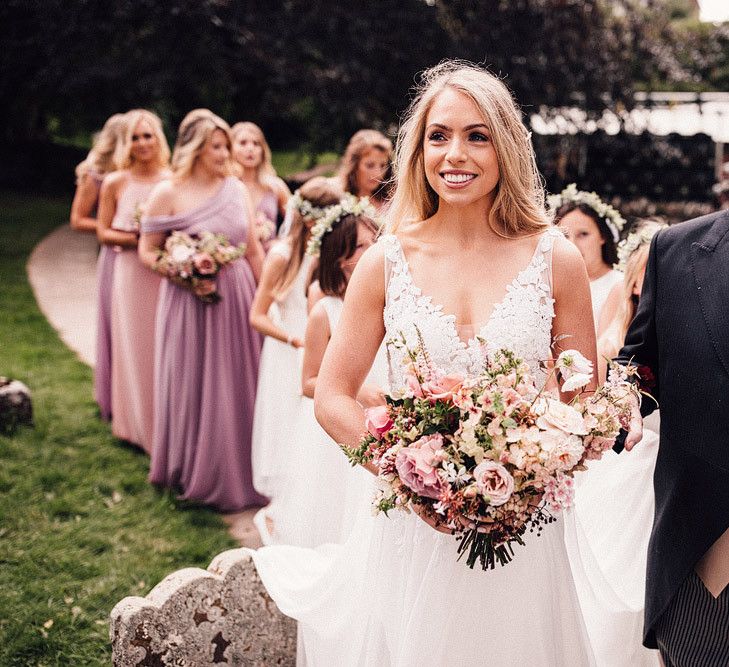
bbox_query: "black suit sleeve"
[615,231,660,418]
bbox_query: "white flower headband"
[615,223,665,272]
[305,193,377,257]
[548,183,626,243]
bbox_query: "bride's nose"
[445,137,467,164]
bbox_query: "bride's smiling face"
[423,87,500,209]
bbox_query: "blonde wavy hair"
[230,121,277,181]
[274,176,343,300]
[338,129,393,203]
[597,219,667,362]
[385,60,548,236]
[118,109,170,171]
[171,109,233,180]
[75,112,129,182]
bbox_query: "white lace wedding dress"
[252,228,595,666]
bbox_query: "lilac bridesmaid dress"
[142,176,266,511]
[90,171,115,421]
[255,190,278,252]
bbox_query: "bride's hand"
[412,503,454,535]
[623,393,643,451]
[356,384,386,409]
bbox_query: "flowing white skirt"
[262,396,373,547]
[253,502,595,666]
[567,423,661,667]
[251,328,305,500]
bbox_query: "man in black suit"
[619,209,729,666]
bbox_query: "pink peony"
[395,434,446,499]
[472,460,515,506]
[365,405,394,440]
[421,373,464,403]
[193,252,216,275]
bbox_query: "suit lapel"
[690,215,729,377]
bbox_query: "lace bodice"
[382,228,560,392]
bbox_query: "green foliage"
[0,192,236,664]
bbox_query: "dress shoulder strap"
[319,296,344,335]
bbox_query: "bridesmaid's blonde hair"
[597,219,667,362]
[119,109,170,170]
[172,109,233,180]
[75,112,129,182]
[385,60,548,236]
[230,121,277,180]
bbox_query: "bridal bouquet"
[344,337,639,569]
[154,231,246,304]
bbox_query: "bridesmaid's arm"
[70,173,100,232]
[238,179,265,282]
[307,280,324,313]
[138,181,175,270]
[551,236,599,400]
[301,302,330,398]
[314,244,386,475]
[96,173,138,248]
[249,249,303,347]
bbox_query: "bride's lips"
[440,170,477,189]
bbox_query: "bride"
[253,60,598,666]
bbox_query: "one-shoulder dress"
[142,176,266,511]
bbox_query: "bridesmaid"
[139,109,267,511]
[338,129,393,213]
[74,112,129,421]
[70,112,128,233]
[97,109,170,451]
[550,184,625,328]
[231,121,291,251]
[249,177,343,536]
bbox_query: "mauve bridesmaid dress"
[142,176,265,511]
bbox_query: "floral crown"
[304,193,377,257]
[547,183,626,243]
[615,223,665,272]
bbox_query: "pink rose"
[193,252,216,275]
[365,405,394,440]
[405,373,424,398]
[395,434,446,499]
[473,460,514,507]
[421,373,464,403]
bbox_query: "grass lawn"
[0,192,237,665]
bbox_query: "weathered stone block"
[110,548,296,666]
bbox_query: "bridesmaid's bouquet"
[344,336,640,569]
[154,231,246,304]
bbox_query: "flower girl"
[261,195,387,546]
[251,178,345,537]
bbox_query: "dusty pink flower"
[421,373,464,404]
[473,460,514,506]
[556,349,594,380]
[193,252,216,275]
[365,405,394,440]
[405,373,424,398]
[395,434,445,499]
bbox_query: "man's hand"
[623,393,643,451]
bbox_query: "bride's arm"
[551,236,599,398]
[314,243,386,475]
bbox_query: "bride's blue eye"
[470,132,489,142]
[428,131,446,141]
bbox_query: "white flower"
[170,244,195,264]
[562,372,592,392]
[556,349,593,380]
[442,461,471,485]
